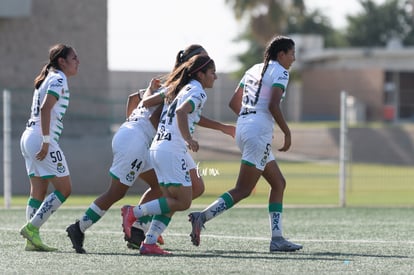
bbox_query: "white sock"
[133,200,161,218]
[269,211,283,238]
[143,215,170,245]
[26,197,41,221]
[132,219,150,233]
[203,197,229,221]
[30,191,65,228]
[26,207,37,221]
[79,202,106,233]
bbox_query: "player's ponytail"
[173,44,206,69]
[254,36,294,104]
[34,43,73,89]
[164,55,214,104]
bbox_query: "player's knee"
[60,188,71,198]
[231,188,252,201]
[152,187,163,198]
[279,177,286,191]
[176,197,192,211]
[241,189,252,199]
[192,183,205,199]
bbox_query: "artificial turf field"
[1,206,413,274]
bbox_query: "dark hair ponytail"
[254,36,294,104]
[174,44,206,69]
[164,55,214,104]
[34,43,73,89]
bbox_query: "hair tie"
[178,50,185,63]
[184,47,205,62]
[189,58,212,76]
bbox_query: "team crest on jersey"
[57,162,66,173]
[126,171,136,182]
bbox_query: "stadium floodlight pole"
[339,91,348,207]
[3,89,12,209]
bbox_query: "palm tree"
[225,0,305,76]
[225,0,341,76]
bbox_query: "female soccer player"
[66,45,207,254]
[65,79,163,254]
[122,45,234,250]
[188,35,303,252]
[66,45,233,253]
[121,55,217,255]
[19,43,80,251]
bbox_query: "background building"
[294,34,414,122]
[1,1,414,196]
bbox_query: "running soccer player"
[188,35,303,252]
[65,78,164,253]
[122,55,218,255]
[66,45,206,254]
[66,46,233,254]
[121,45,234,250]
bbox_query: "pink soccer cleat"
[121,205,136,239]
[139,243,171,255]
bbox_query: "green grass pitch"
[1,160,413,273]
[1,207,413,274]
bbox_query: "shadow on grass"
[55,249,410,262]
[310,251,410,259]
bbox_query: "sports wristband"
[42,135,50,143]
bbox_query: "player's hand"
[149,78,161,93]
[185,138,199,152]
[278,133,291,152]
[221,124,236,138]
[35,143,49,160]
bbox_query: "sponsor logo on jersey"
[51,83,63,89]
[277,71,289,81]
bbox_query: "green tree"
[225,0,343,76]
[345,0,414,47]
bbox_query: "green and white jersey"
[127,88,165,123]
[239,60,289,126]
[121,89,166,147]
[27,70,70,143]
[150,80,207,154]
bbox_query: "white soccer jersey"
[20,70,71,178]
[235,60,289,170]
[122,89,163,141]
[127,88,165,123]
[238,60,289,127]
[150,80,207,154]
[109,90,164,185]
[26,70,70,143]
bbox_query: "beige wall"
[301,68,384,120]
[0,0,109,135]
[109,71,240,125]
[0,0,112,195]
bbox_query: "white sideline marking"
[4,227,413,245]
